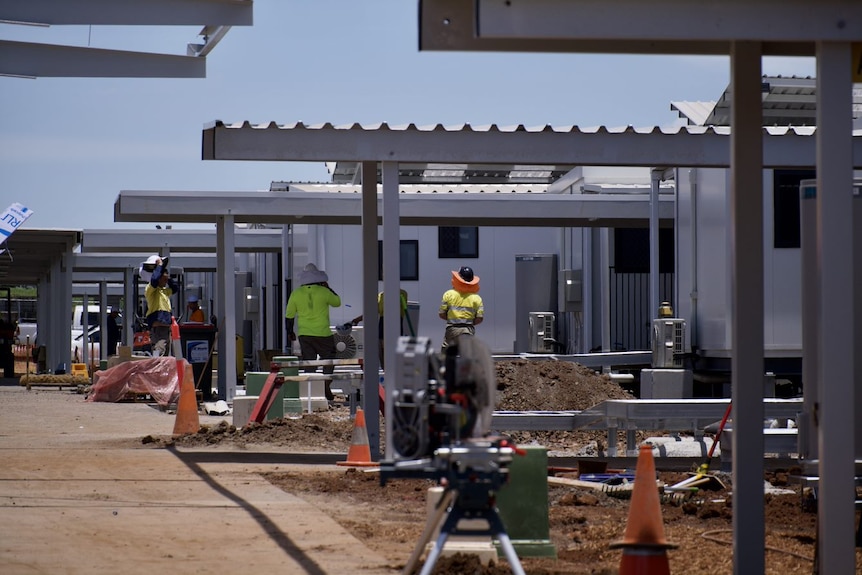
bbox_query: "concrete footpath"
[0,382,394,575]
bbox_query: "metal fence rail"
[492,398,803,457]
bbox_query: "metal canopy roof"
[418,2,860,574]
[80,228,284,253]
[203,120,862,168]
[0,0,252,78]
[114,189,674,228]
[418,0,860,56]
[324,162,577,184]
[671,77,862,128]
[72,253,218,272]
[0,229,81,285]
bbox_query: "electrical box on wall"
[561,269,583,312]
[243,287,259,315]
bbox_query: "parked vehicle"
[72,325,101,367]
[15,321,37,344]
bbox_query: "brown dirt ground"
[147,359,857,574]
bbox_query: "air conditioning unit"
[333,325,364,360]
[528,311,556,353]
[652,318,685,368]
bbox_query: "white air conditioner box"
[333,325,364,360]
[528,312,556,353]
[652,318,685,368]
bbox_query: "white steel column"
[855,182,862,463]
[80,293,89,368]
[649,169,661,320]
[799,181,819,460]
[281,225,293,352]
[361,161,382,458]
[582,229,592,353]
[600,228,610,367]
[381,161,400,422]
[98,281,108,360]
[216,215,237,402]
[815,41,855,575]
[687,168,700,348]
[53,255,73,370]
[124,266,135,350]
[729,41,765,575]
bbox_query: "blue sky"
[0,1,816,230]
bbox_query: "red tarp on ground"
[86,357,187,407]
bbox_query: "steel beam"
[418,0,856,56]
[0,40,206,78]
[81,228,283,253]
[72,253,218,271]
[475,0,861,45]
[202,121,862,168]
[114,190,674,227]
[0,0,252,26]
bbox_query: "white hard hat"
[139,254,165,282]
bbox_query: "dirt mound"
[154,359,627,453]
[495,359,634,411]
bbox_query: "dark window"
[613,228,674,273]
[438,226,479,258]
[378,240,419,281]
[773,169,814,249]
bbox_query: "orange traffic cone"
[170,316,183,358]
[172,358,200,435]
[610,444,677,574]
[337,408,377,467]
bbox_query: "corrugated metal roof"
[280,183,551,194]
[672,76,862,128]
[705,75,862,127]
[205,120,860,168]
[278,182,678,196]
[322,163,576,185]
[670,101,717,126]
[206,119,844,137]
[213,119,736,134]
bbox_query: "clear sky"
[0,1,816,230]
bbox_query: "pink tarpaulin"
[86,357,188,407]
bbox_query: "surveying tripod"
[397,446,526,575]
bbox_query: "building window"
[438,226,479,258]
[613,228,674,273]
[378,240,419,281]
[773,169,814,249]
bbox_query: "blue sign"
[186,340,209,363]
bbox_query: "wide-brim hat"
[451,269,480,293]
[299,263,328,285]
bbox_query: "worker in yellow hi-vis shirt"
[438,266,484,350]
[285,263,341,401]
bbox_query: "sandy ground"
[4,353,858,575]
[0,381,395,575]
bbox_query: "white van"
[71,305,102,365]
